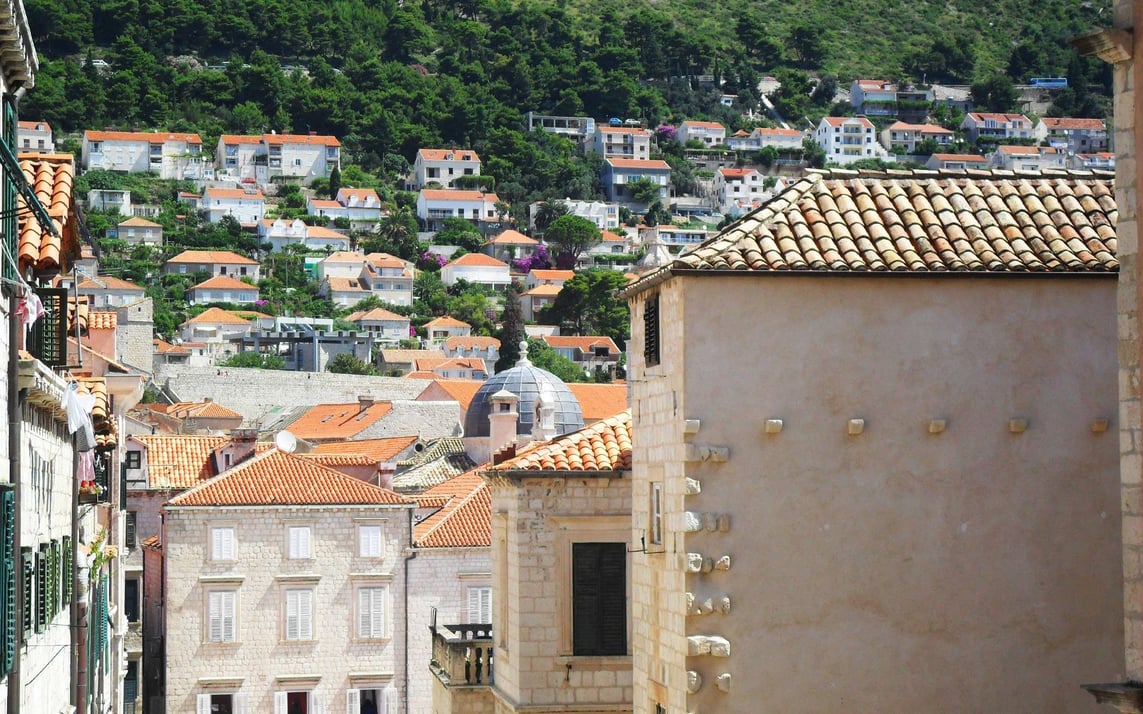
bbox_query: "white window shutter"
[222,592,235,641]
[467,588,481,622]
[197,694,211,714]
[286,591,299,640]
[345,689,360,714]
[384,686,398,714]
[299,589,312,640]
[208,592,221,642]
[235,694,247,714]
[357,589,371,638]
[375,588,387,638]
[300,527,311,558]
[274,692,287,714]
[312,695,324,714]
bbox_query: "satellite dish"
[275,430,297,453]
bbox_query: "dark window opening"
[643,294,660,368]
[572,542,627,656]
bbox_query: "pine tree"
[495,282,525,373]
[329,165,341,199]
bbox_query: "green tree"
[802,137,826,169]
[544,214,601,268]
[538,270,630,347]
[626,177,663,205]
[219,351,287,369]
[533,200,570,234]
[524,337,588,382]
[327,353,376,375]
[328,165,342,199]
[971,75,1018,113]
[496,281,526,372]
[787,23,825,68]
[437,217,485,252]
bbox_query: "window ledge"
[199,575,244,583]
[275,573,321,582]
[556,654,632,668]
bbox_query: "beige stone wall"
[654,274,1122,713]
[409,548,491,712]
[1116,0,1143,679]
[628,281,691,714]
[489,474,633,712]
[164,504,412,713]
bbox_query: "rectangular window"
[357,586,388,639]
[358,525,382,558]
[467,586,492,623]
[211,527,235,561]
[197,693,235,714]
[274,692,309,714]
[649,483,663,546]
[125,450,141,469]
[207,590,236,642]
[643,294,660,368]
[0,486,13,671]
[571,542,627,656]
[125,511,138,550]
[347,688,396,714]
[35,544,47,632]
[287,526,312,560]
[125,578,139,623]
[284,588,313,641]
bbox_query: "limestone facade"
[163,504,413,714]
[629,275,1123,713]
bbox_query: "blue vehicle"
[1030,77,1068,89]
[608,117,623,126]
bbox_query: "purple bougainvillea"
[512,245,551,273]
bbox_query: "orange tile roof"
[306,225,346,239]
[381,348,445,362]
[88,311,117,330]
[219,134,262,145]
[153,338,190,355]
[420,189,500,202]
[17,153,76,273]
[182,307,256,325]
[166,449,410,507]
[494,410,632,472]
[298,453,378,467]
[18,120,50,130]
[418,380,483,410]
[601,231,625,242]
[191,275,258,291]
[262,133,341,147]
[321,251,366,263]
[326,276,368,293]
[204,187,265,200]
[529,269,574,281]
[606,158,671,170]
[424,315,471,328]
[76,274,145,291]
[542,335,621,354]
[348,307,408,322]
[821,116,875,128]
[119,216,161,227]
[166,250,258,265]
[597,127,650,136]
[417,357,485,373]
[681,120,726,130]
[309,199,341,209]
[996,145,1062,155]
[754,128,803,137]
[637,173,1117,276]
[404,370,442,379]
[719,168,761,178]
[567,383,629,421]
[338,188,381,202]
[165,401,243,420]
[366,253,409,269]
[931,154,988,162]
[966,112,1031,124]
[886,122,954,134]
[286,402,394,441]
[413,469,490,548]
[486,229,538,245]
[1041,117,1106,131]
[418,148,481,162]
[523,284,561,296]
[85,130,202,144]
[444,336,499,351]
[311,436,419,461]
[130,434,229,488]
[447,253,509,268]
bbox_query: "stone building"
[160,449,415,714]
[622,171,1123,713]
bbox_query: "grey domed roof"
[464,345,584,438]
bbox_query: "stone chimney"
[488,389,519,462]
[358,395,374,413]
[530,397,556,443]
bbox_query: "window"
[197,693,235,714]
[206,590,236,642]
[125,450,141,469]
[125,511,137,549]
[571,542,627,656]
[124,660,139,714]
[649,483,663,546]
[35,544,47,632]
[467,586,491,623]
[284,588,313,641]
[275,691,310,714]
[643,294,660,368]
[287,526,312,560]
[125,578,139,622]
[357,586,388,639]
[90,141,102,152]
[211,527,235,561]
[20,548,31,637]
[346,687,396,714]
[358,525,382,558]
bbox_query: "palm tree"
[532,200,570,235]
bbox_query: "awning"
[0,138,59,238]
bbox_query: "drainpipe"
[7,291,21,714]
[403,507,416,714]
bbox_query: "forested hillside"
[21,0,1112,183]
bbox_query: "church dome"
[464,343,584,438]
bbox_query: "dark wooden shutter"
[0,486,12,672]
[572,542,627,656]
[28,288,68,367]
[20,547,32,637]
[643,294,660,367]
[125,511,137,550]
[35,544,47,632]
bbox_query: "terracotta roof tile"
[74,274,145,291]
[446,253,509,268]
[486,229,538,245]
[635,173,1117,278]
[203,187,265,200]
[1041,117,1106,131]
[166,401,243,420]
[119,217,161,227]
[529,269,574,281]
[262,133,340,147]
[18,153,76,273]
[404,370,441,379]
[326,276,368,293]
[166,450,410,507]
[348,307,408,322]
[191,275,258,291]
[567,383,629,421]
[131,435,229,488]
[542,335,621,354]
[220,134,262,145]
[424,316,471,328]
[413,469,490,548]
[418,380,483,410]
[931,154,988,163]
[85,130,202,144]
[606,158,671,170]
[681,120,726,130]
[444,336,499,351]
[311,436,419,461]
[298,453,378,467]
[88,311,117,330]
[166,250,258,265]
[182,307,256,326]
[286,402,394,441]
[523,284,561,296]
[418,148,481,162]
[381,348,445,362]
[420,189,500,202]
[153,338,189,355]
[494,410,632,472]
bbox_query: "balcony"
[430,618,493,689]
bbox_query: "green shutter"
[0,486,13,672]
[20,547,31,638]
[48,541,58,621]
[35,544,47,633]
[61,536,71,606]
[571,542,627,656]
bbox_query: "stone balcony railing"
[429,615,494,688]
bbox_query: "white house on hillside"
[726,127,804,152]
[410,149,482,191]
[214,134,263,180]
[677,120,727,147]
[600,158,671,205]
[588,126,652,161]
[200,186,265,225]
[83,130,206,179]
[187,275,260,305]
[163,250,261,280]
[440,253,511,290]
[1035,117,1109,154]
[18,119,53,151]
[880,122,955,153]
[815,117,891,165]
[989,145,1067,172]
[416,190,502,233]
[960,112,1034,142]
